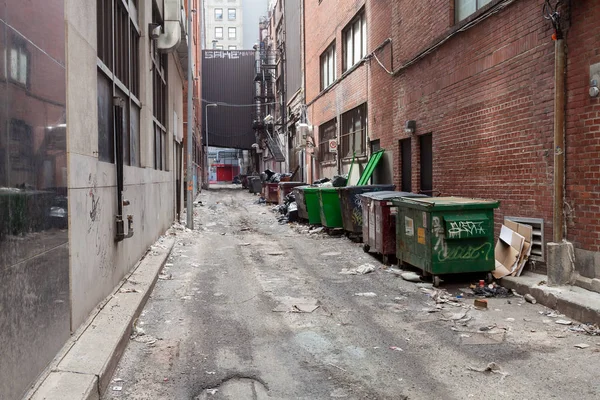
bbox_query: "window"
[215,45,224,50]
[8,120,33,171]
[228,8,236,20]
[342,10,366,71]
[9,37,30,86]
[340,104,366,158]
[152,24,168,171]
[228,45,237,50]
[419,134,433,194]
[214,8,223,20]
[215,27,223,39]
[399,138,412,192]
[96,0,141,165]
[320,42,336,90]
[318,119,337,163]
[228,27,236,39]
[455,0,493,22]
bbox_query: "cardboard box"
[493,225,525,279]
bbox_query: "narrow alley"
[104,187,600,400]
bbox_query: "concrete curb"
[501,272,600,325]
[26,237,175,400]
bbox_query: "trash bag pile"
[261,169,292,184]
[273,192,298,224]
[311,174,347,188]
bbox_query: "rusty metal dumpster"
[360,191,427,263]
[278,182,305,205]
[338,185,395,235]
[293,186,310,221]
[262,183,279,203]
[392,197,499,287]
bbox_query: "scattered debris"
[570,323,600,335]
[327,363,347,372]
[205,371,216,375]
[386,268,404,276]
[556,319,573,325]
[112,386,123,391]
[273,297,320,313]
[119,288,140,293]
[574,343,591,349]
[240,243,251,246]
[401,272,421,282]
[158,273,173,280]
[354,292,377,297]
[206,388,219,395]
[340,264,376,275]
[267,252,285,256]
[474,299,488,309]
[322,252,342,257]
[467,362,509,381]
[471,283,511,298]
[389,346,404,352]
[524,294,537,304]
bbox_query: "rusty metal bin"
[278,182,305,205]
[248,177,262,193]
[293,186,310,221]
[262,183,279,203]
[361,191,427,263]
[338,185,395,235]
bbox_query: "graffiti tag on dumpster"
[447,220,486,239]
[432,217,492,262]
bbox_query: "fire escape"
[253,19,286,163]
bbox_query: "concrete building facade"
[0,1,197,398]
[204,0,243,50]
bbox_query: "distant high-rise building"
[203,0,244,50]
[202,0,268,50]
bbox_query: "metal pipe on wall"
[553,38,566,242]
[186,0,194,229]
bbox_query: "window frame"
[228,8,236,20]
[319,42,336,91]
[8,37,30,88]
[96,0,141,166]
[215,27,224,39]
[228,45,237,50]
[318,118,337,164]
[340,103,367,159]
[228,27,237,39]
[455,0,493,22]
[342,10,366,72]
[214,8,223,20]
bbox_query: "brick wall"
[305,0,393,180]
[565,0,600,252]
[374,0,557,243]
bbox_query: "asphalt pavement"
[102,185,600,400]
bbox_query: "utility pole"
[186,0,194,229]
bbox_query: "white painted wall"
[204,0,244,49]
[66,0,182,328]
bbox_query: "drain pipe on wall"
[546,0,575,286]
[553,37,566,243]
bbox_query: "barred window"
[96,0,140,165]
[318,118,337,163]
[340,104,366,159]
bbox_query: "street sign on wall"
[328,139,337,153]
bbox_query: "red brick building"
[305,0,600,282]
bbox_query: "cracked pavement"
[103,186,600,400]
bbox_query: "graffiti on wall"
[432,217,492,262]
[447,220,486,239]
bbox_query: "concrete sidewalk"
[24,236,175,400]
[502,272,600,325]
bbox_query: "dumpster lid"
[360,191,426,200]
[279,181,306,187]
[393,196,499,209]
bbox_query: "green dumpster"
[318,188,343,228]
[392,197,500,287]
[303,187,322,225]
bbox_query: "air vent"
[505,217,544,262]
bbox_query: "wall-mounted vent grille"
[505,217,544,262]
